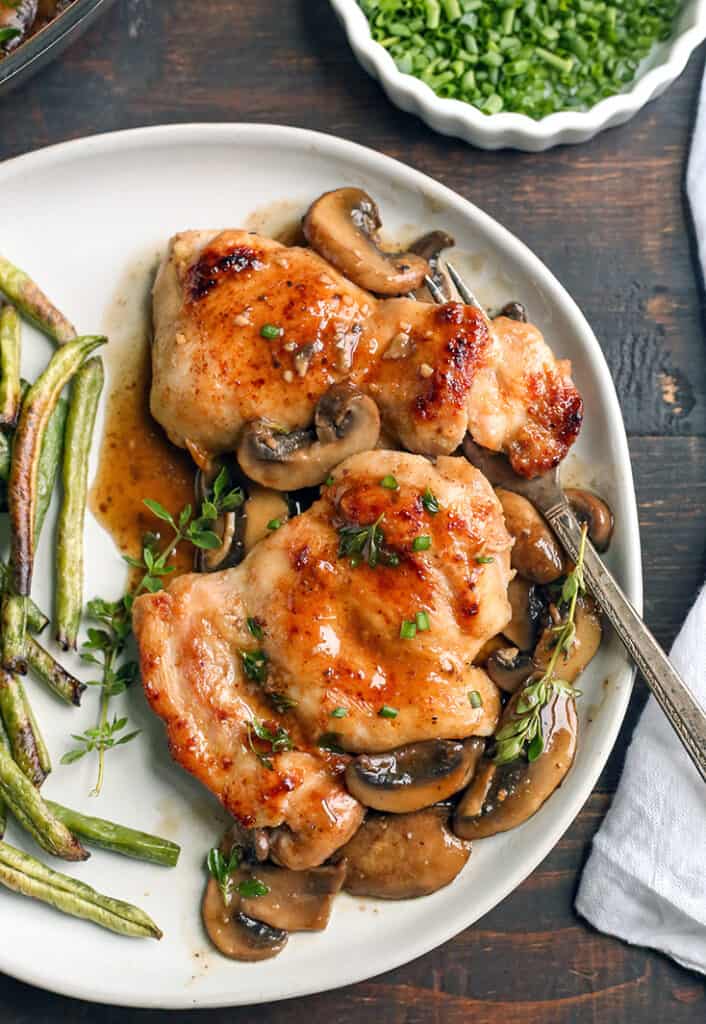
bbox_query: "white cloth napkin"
[576,85,706,973]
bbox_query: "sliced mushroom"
[410,230,455,302]
[472,633,507,666]
[237,382,380,490]
[0,0,37,53]
[339,806,470,899]
[453,689,578,840]
[345,737,484,814]
[496,488,565,583]
[193,462,245,572]
[494,301,528,322]
[533,595,602,683]
[486,647,535,694]
[202,876,288,961]
[239,862,346,932]
[303,188,429,296]
[566,488,614,553]
[503,576,545,651]
[242,486,289,552]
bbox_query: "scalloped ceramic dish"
[330,0,706,150]
[0,124,641,1007]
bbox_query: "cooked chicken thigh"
[133,451,513,866]
[151,230,582,478]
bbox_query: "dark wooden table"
[2,2,705,1021]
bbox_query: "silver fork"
[424,266,706,783]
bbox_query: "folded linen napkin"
[576,83,706,972]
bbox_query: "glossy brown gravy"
[89,338,195,575]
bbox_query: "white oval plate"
[0,124,641,1009]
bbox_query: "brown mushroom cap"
[410,230,455,302]
[339,805,471,899]
[496,488,566,584]
[486,647,535,694]
[503,576,545,651]
[239,862,346,932]
[202,876,288,961]
[453,689,578,840]
[237,382,380,490]
[566,488,614,553]
[533,595,602,683]
[345,737,485,814]
[303,188,429,296]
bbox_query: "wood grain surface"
[1,1,705,1020]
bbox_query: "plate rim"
[0,123,643,1009]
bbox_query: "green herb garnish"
[422,487,439,514]
[330,707,348,718]
[260,323,282,339]
[476,555,495,565]
[468,690,483,709]
[207,846,270,903]
[415,611,430,632]
[247,617,264,641]
[379,705,398,719]
[247,717,294,770]
[240,649,268,684]
[399,619,417,640]
[493,525,587,765]
[413,535,431,552]
[267,518,282,531]
[380,475,399,490]
[359,0,681,120]
[338,513,390,569]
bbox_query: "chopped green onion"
[400,620,417,640]
[247,617,264,640]
[413,535,431,552]
[380,475,399,490]
[260,324,282,340]
[267,519,282,531]
[325,476,334,486]
[388,553,401,567]
[469,690,483,709]
[359,0,680,120]
[379,705,398,719]
[415,611,430,632]
[330,707,348,719]
[422,487,439,514]
[476,555,495,565]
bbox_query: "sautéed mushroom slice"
[339,805,471,899]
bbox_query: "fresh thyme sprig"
[493,524,588,766]
[337,512,399,569]
[246,717,294,771]
[63,467,244,794]
[206,845,269,905]
[61,596,140,795]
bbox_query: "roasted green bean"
[0,669,45,786]
[0,256,76,345]
[0,721,8,840]
[56,358,104,650]
[0,431,10,482]
[1,592,28,675]
[0,840,161,939]
[8,335,106,597]
[35,394,68,541]
[0,305,21,428]
[0,563,48,634]
[45,802,180,868]
[26,635,85,707]
[0,740,87,861]
[20,679,51,778]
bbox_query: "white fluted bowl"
[330,0,706,150]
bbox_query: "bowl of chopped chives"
[329,0,706,150]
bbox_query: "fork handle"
[544,503,706,783]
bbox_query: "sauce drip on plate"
[89,337,194,575]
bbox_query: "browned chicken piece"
[133,451,513,867]
[151,230,582,478]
